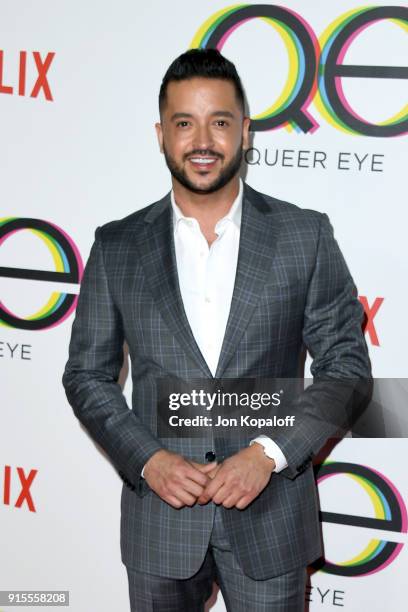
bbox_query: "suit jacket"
[62,182,372,580]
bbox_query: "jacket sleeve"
[271,213,373,479]
[62,226,164,496]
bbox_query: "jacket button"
[205,450,216,462]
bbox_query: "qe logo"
[0,218,83,330]
[191,5,408,136]
[315,462,407,577]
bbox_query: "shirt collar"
[171,178,243,235]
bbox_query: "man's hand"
[197,444,276,509]
[143,449,217,509]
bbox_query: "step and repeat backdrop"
[1,1,407,611]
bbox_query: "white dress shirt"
[141,179,287,477]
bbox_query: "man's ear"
[155,122,164,153]
[242,116,251,151]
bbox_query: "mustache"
[184,149,224,160]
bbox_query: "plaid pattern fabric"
[126,505,307,612]
[62,182,371,579]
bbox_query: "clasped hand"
[143,445,275,510]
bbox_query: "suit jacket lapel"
[214,183,281,378]
[137,192,213,378]
[136,183,281,380]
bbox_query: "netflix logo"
[2,465,38,512]
[359,296,384,347]
[0,50,55,101]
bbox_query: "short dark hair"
[158,48,246,114]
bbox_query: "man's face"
[155,77,250,194]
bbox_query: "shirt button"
[205,450,216,462]
[205,296,211,303]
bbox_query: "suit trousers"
[126,504,307,612]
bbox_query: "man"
[62,49,371,611]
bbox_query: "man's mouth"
[187,156,220,170]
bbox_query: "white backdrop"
[1,1,407,611]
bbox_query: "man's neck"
[172,177,240,229]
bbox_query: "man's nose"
[193,124,214,150]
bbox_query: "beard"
[162,140,244,195]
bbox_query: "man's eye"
[176,121,189,127]
[215,120,228,127]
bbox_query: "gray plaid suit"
[62,182,371,580]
